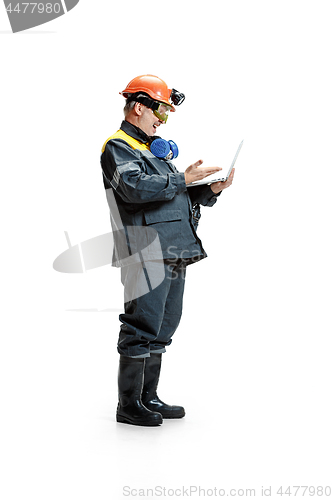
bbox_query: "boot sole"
[116,414,163,426]
[161,413,185,419]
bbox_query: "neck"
[124,119,151,143]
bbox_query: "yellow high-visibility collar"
[102,129,150,153]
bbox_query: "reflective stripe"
[118,163,140,175]
[110,168,120,190]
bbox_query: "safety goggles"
[127,91,185,123]
[128,94,172,123]
[152,102,173,123]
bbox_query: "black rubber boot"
[142,353,185,419]
[116,356,163,426]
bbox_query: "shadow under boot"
[116,356,163,426]
[142,353,185,419]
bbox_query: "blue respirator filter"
[150,139,179,160]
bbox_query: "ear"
[134,102,144,116]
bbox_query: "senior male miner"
[100,75,234,426]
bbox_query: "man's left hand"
[210,168,235,194]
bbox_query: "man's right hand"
[184,159,222,185]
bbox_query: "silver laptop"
[187,140,243,187]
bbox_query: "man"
[100,74,234,426]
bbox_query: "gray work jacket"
[100,121,220,267]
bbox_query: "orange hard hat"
[120,74,176,111]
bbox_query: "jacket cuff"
[205,189,222,207]
[197,185,222,206]
[174,172,187,195]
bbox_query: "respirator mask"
[150,138,179,160]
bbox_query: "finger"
[186,159,204,173]
[191,159,204,168]
[198,167,222,179]
[198,166,221,174]
[202,166,221,172]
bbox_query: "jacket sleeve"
[102,140,187,203]
[187,184,221,207]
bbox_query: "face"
[136,103,164,136]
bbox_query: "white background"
[1,1,332,498]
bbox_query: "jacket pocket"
[143,209,182,225]
[143,209,183,256]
